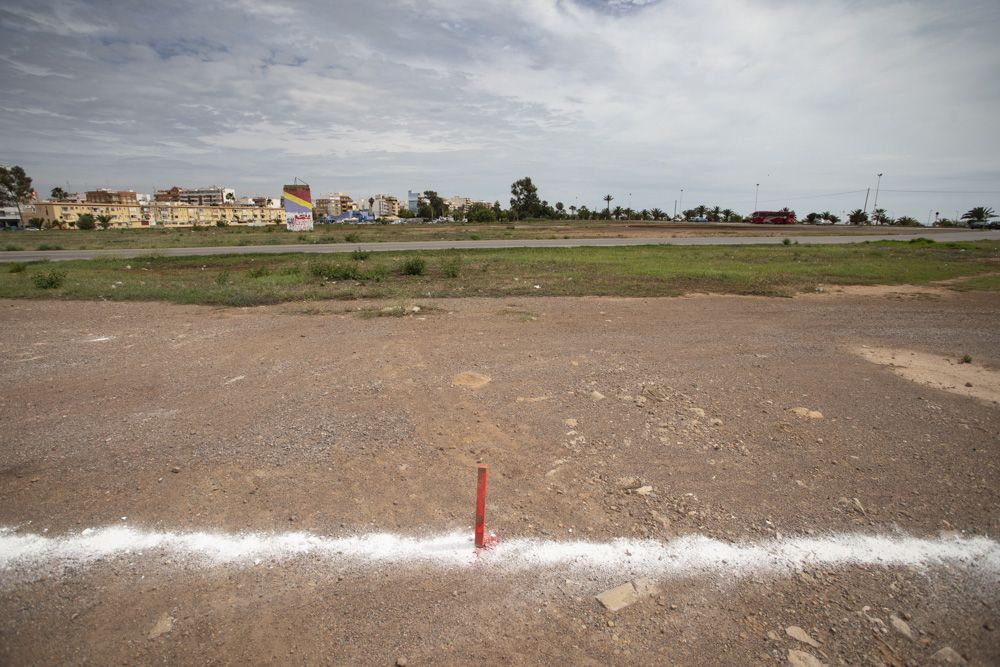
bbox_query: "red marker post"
[475,464,489,548]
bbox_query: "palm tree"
[961,206,996,222]
[612,206,623,220]
[623,207,635,220]
[95,214,114,230]
[569,205,577,218]
[603,194,614,218]
[848,209,868,225]
[872,208,890,225]
[650,208,664,221]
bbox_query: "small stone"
[170,467,180,474]
[396,658,408,667]
[596,582,638,611]
[590,390,606,401]
[790,407,824,419]
[565,418,578,428]
[890,615,914,641]
[147,613,174,639]
[929,647,967,665]
[688,407,706,418]
[785,626,820,648]
[709,418,723,427]
[634,486,653,496]
[964,382,973,387]
[787,649,826,667]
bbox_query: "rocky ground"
[1,290,998,665]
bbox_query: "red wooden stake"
[475,464,488,548]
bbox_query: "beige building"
[23,201,284,228]
[370,194,400,218]
[86,189,138,204]
[314,192,357,219]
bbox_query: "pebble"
[929,646,967,665]
[170,467,180,474]
[396,658,408,667]
[590,390,606,401]
[787,649,826,667]
[785,625,820,648]
[890,614,914,641]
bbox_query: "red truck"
[750,210,796,224]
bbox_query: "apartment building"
[85,189,138,204]
[154,186,236,206]
[370,194,400,218]
[23,201,283,228]
[314,192,357,219]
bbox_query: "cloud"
[0,0,998,217]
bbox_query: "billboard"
[282,183,313,231]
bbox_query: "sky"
[1,0,999,220]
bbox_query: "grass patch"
[1,240,997,306]
[344,233,361,243]
[4,244,22,251]
[351,249,371,261]
[32,269,66,289]
[37,244,62,251]
[353,303,435,319]
[8,262,27,273]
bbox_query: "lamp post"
[872,173,883,224]
[754,183,759,213]
[678,188,684,218]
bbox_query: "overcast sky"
[1,0,998,219]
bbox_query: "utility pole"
[754,183,759,212]
[673,200,677,218]
[863,188,870,215]
[872,173,883,223]
[679,188,684,217]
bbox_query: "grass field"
[1,239,997,307]
[0,220,946,252]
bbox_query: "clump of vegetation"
[4,244,22,251]
[75,214,96,230]
[961,354,972,364]
[351,249,371,261]
[247,266,271,278]
[310,261,385,281]
[344,233,361,243]
[908,237,936,245]
[469,233,482,240]
[401,257,426,276]
[37,244,62,251]
[32,269,66,289]
[8,262,27,273]
[215,271,231,286]
[441,255,462,278]
[782,238,792,246]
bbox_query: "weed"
[32,269,66,289]
[351,249,371,261]
[345,233,361,243]
[4,244,22,251]
[215,271,231,286]
[469,234,481,240]
[441,255,462,278]
[908,237,936,245]
[37,244,63,251]
[961,354,972,364]
[276,265,302,276]
[401,257,426,276]
[8,262,28,273]
[248,266,272,278]
[782,238,792,245]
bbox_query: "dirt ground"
[1,291,998,665]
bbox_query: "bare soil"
[1,292,998,665]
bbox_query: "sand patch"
[807,284,948,299]
[452,372,491,389]
[855,347,1000,404]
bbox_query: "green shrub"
[344,232,361,243]
[215,271,231,286]
[782,238,792,246]
[8,262,27,273]
[76,214,96,230]
[37,244,62,250]
[32,269,66,289]
[248,266,271,278]
[4,244,22,251]
[401,257,426,276]
[310,261,383,281]
[961,354,972,364]
[216,219,229,228]
[351,249,371,261]
[441,256,462,278]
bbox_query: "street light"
[678,188,684,218]
[754,183,760,213]
[872,173,883,224]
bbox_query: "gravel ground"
[1,291,998,665]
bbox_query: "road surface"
[2,229,998,262]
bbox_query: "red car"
[750,210,796,224]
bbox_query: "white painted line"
[1,527,997,584]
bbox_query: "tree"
[96,214,114,229]
[467,202,496,223]
[848,209,869,225]
[872,208,891,225]
[50,186,69,201]
[709,206,722,222]
[602,194,614,218]
[612,206,623,220]
[76,213,96,230]
[569,205,577,218]
[554,202,564,218]
[422,191,445,218]
[721,208,734,222]
[891,216,920,227]
[27,217,45,229]
[650,208,664,221]
[225,191,235,203]
[0,165,34,226]
[368,196,375,212]
[961,206,996,223]
[577,205,591,220]
[509,177,543,220]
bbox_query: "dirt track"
[1,291,998,665]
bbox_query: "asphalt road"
[2,229,998,262]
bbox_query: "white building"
[177,186,236,206]
[370,194,400,218]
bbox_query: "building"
[85,189,138,204]
[1,206,21,228]
[154,186,236,206]
[240,196,281,208]
[370,194,400,218]
[178,186,236,206]
[314,193,357,219]
[407,190,422,213]
[22,201,284,228]
[154,186,182,202]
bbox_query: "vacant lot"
[0,221,956,252]
[1,290,998,665]
[2,239,999,306]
